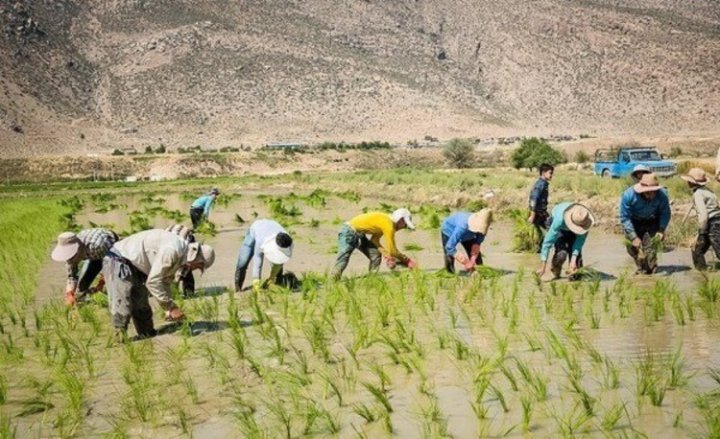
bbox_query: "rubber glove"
[406,258,418,270]
[384,256,397,269]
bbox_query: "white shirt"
[112,229,188,305]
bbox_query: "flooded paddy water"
[18,188,720,437]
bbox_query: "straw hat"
[563,204,594,235]
[468,208,493,235]
[680,168,709,186]
[633,173,662,193]
[187,242,215,269]
[51,232,81,262]
[262,234,293,265]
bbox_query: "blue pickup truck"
[593,147,677,178]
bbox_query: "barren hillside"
[1,0,719,156]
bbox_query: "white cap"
[261,234,293,264]
[391,208,415,230]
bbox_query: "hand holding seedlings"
[165,306,185,322]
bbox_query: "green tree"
[511,137,566,170]
[442,138,475,168]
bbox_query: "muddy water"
[32,190,720,438]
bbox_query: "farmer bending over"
[189,188,219,229]
[441,209,493,273]
[51,228,119,306]
[536,203,594,280]
[681,168,720,270]
[103,229,214,340]
[619,173,671,274]
[234,219,293,292]
[332,208,417,279]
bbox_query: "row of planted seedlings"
[5,258,720,436]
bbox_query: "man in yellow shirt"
[331,208,417,279]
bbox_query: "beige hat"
[563,204,595,235]
[51,232,81,262]
[633,173,662,194]
[391,208,416,230]
[468,208,493,235]
[681,167,709,186]
[187,242,215,269]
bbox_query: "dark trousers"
[102,256,156,337]
[190,208,204,229]
[76,259,103,299]
[331,224,381,279]
[625,220,660,274]
[441,233,483,273]
[178,269,195,296]
[550,230,583,277]
[692,218,720,270]
[533,210,550,253]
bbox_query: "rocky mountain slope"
[1,0,719,156]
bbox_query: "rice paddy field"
[1,167,720,438]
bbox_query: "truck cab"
[593,147,676,178]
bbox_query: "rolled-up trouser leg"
[358,236,381,272]
[332,224,359,279]
[103,256,134,332]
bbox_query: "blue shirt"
[191,195,216,217]
[619,187,671,240]
[441,212,486,256]
[540,202,588,262]
[529,178,549,212]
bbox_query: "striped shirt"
[67,228,118,281]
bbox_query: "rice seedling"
[521,395,533,432]
[490,384,509,413]
[667,348,689,388]
[362,382,393,413]
[509,209,540,252]
[602,356,621,390]
[0,375,5,405]
[601,402,626,431]
[353,403,377,423]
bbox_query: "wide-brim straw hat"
[468,208,493,235]
[51,232,81,262]
[633,173,662,193]
[680,167,709,186]
[563,204,595,235]
[262,235,292,265]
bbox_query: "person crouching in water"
[441,209,493,273]
[189,188,220,230]
[619,173,671,274]
[234,219,293,292]
[681,168,720,270]
[536,203,594,280]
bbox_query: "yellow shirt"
[348,212,408,262]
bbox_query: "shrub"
[111,149,124,156]
[575,150,590,164]
[668,146,683,158]
[511,137,566,170]
[442,138,475,168]
[156,144,166,154]
[144,146,153,154]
